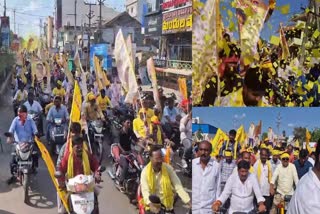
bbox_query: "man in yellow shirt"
[84,94,105,122]
[215,66,270,107]
[140,147,191,213]
[52,80,66,101]
[133,110,148,139]
[96,89,112,112]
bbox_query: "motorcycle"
[39,91,52,110]
[138,195,191,214]
[29,110,42,134]
[54,166,106,214]
[88,120,105,164]
[277,195,292,214]
[108,144,143,203]
[50,118,68,155]
[5,132,36,204]
[106,113,122,146]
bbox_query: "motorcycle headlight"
[95,127,103,133]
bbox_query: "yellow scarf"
[257,160,272,183]
[146,162,174,209]
[250,166,254,173]
[67,145,91,179]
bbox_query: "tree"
[293,127,306,143]
[311,128,320,142]
[262,132,268,141]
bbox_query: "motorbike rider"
[46,96,69,142]
[140,146,191,213]
[13,84,28,116]
[113,116,140,191]
[6,105,39,184]
[24,92,43,136]
[57,135,101,212]
[180,103,192,168]
[149,115,167,145]
[133,109,149,140]
[96,89,112,115]
[161,97,179,139]
[52,80,66,102]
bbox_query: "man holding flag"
[219,129,242,160]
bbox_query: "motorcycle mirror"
[54,170,63,178]
[99,166,106,172]
[4,132,13,137]
[149,195,161,204]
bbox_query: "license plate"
[18,161,32,165]
[74,200,88,205]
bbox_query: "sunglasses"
[282,158,289,161]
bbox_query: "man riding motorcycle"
[180,103,192,168]
[13,84,28,116]
[46,96,69,142]
[96,89,112,114]
[6,105,39,184]
[57,135,102,213]
[52,80,66,103]
[133,110,149,140]
[112,117,140,191]
[23,92,43,136]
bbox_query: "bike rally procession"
[1,0,320,214]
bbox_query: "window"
[131,7,133,13]
[147,0,157,13]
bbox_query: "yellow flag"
[70,81,82,124]
[236,125,246,147]
[34,137,70,213]
[210,128,228,157]
[93,56,104,91]
[178,77,188,100]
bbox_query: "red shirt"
[59,150,99,182]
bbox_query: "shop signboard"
[162,6,192,34]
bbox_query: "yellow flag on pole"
[210,128,228,157]
[93,56,104,91]
[70,81,82,124]
[34,137,70,213]
[147,58,162,110]
[178,77,188,100]
[236,125,247,148]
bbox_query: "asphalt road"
[0,87,191,214]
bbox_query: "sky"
[193,107,320,137]
[219,0,309,41]
[0,0,125,37]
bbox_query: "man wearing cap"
[253,148,273,213]
[219,149,236,194]
[287,141,320,214]
[84,93,104,122]
[192,141,221,214]
[293,149,313,179]
[219,129,242,160]
[149,115,166,145]
[270,149,281,173]
[52,80,66,101]
[269,152,299,214]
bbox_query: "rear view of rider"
[6,105,38,184]
[180,103,192,168]
[24,92,43,136]
[13,84,28,116]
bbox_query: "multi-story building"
[144,0,163,48]
[125,0,147,24]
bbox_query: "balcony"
[153,58,192,70]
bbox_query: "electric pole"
[84,1,96,69]
[276,112,282,137]
[66,0,78,31]
[3,0,6,16]
[13,9,16,33]
[98,0,105,43]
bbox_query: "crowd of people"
[199,33,320,107]
[192,129,320,214]
[5,49,192,213]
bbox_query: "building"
[54,0,119,51]
[144,0,163,48]
[151,0,192,91]
[125,0,147,24]
[192,123,218,141]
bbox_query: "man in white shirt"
[270,152,299,214]
[287,143,320,214]
[253,148,273,213]
[161,98,179,138]
[248,123,255,147]
[24,92,43,135]
[212,160,266,213]
[192,140,221,214]
[270,149,281,173]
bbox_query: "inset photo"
[192,0,320,107]
[192,107,320,214]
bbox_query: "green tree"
[311,128,320,142]
[293,127,306,143]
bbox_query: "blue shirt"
[293,159,313,179]
[47,105,70,122]
[9,116,38,142]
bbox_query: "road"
[0,87,191,214]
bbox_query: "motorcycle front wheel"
[23,173,29,203]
